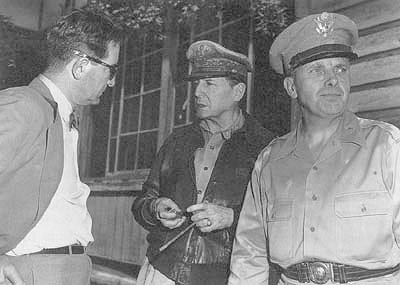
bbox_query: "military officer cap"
[186,40,252,83]
[270,12,358,75]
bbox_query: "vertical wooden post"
[157,6,179,148]
[38,0,44,30]
[247,0,255,114]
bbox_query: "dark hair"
[45,9,124,69]
[225,76,246,87]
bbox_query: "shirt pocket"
[267,199,293,263]
[334,191,392,261]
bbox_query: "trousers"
[7,253,92,285]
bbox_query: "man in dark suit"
[0,9,122,284]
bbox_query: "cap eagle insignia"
[314,12,334,37]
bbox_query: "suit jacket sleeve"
[0,94,41,254]
[228,149,271,284]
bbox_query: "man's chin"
[196,110,209,119]
[318,101,346,116]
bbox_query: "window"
[107,34,163,174]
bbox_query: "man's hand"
[187,202,233,232]
[154,198,186,229]
[0,256,25,285]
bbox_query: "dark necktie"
[69,110,80,131]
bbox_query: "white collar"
[38,74,73,122]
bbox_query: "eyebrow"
[306,63,323,69]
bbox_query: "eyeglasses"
[73,50,118,80]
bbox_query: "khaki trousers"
[7,253,92,285]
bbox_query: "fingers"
[0,265,25,285]
[155,198,186,229]
[186,203,207,213]
[156,198,181,219]
[4,266,25,285]
[187,203,234,232]
[160,215,186,229]
[188,202,215,222]
[194,217,214,232]
[187,203,214,232]
[0,268,5,284]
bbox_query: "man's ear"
[71,58,89,80]
[283,77,297,99]
[232,82,246,102]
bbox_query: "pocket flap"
[335,191,391,218]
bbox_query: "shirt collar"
[274,110,365,160]
[199,110,245,141]
[38,74,73,123]
[338,110,365,146]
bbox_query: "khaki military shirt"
[229,111,400,284]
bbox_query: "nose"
[324,70,338,87]
[194,81,204,98]
[194,86,201,98]
[107,76,116,87]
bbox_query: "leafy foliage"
[0,15,46,88]
[0,15,18,66]
[87,0,292,38]
[253,0,293,37]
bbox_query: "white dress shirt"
[7,75,93,256]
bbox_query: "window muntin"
[106,35,162,174]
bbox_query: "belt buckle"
[308,262,331,284]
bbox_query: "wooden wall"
[295,0,400,127]
[85,172,149,266]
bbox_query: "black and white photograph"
[0,0,399,284]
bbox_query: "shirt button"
[312,194,317,201]
[312,166,318,171]
[310,226,315,232]
[203,166,208,171]
[209,145,215,150]
[197,190,202,195]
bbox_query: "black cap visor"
[186,71,246,83]
[288,44,358,73]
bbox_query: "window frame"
[105,37,164,176]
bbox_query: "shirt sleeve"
[228,150,270,284]
[386,132,400,245]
